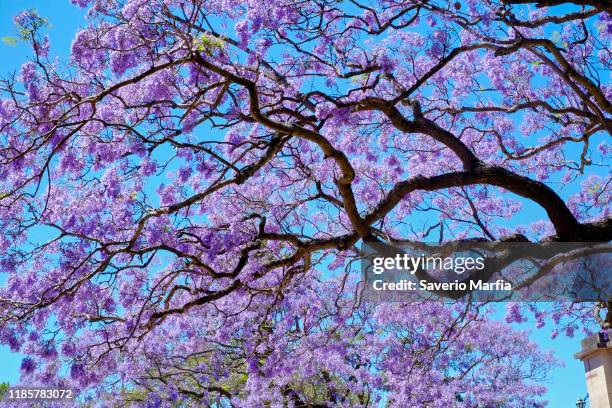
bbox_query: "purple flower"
[20,357,36,374]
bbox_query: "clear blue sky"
[0,1,591,406]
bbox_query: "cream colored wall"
[576,335,612,408]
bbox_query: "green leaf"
[1,36,18,46]
[588,183,601,194]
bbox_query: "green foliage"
[0,382,9,400]
[193,34,225,56]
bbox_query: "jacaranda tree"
[0,0,610,406]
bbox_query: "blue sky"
[0,1,592,406]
